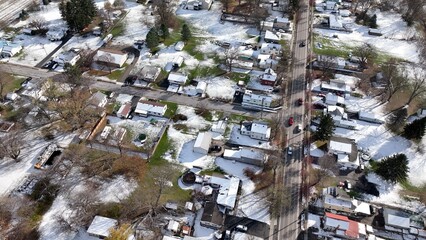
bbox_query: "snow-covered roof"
[275,16,289,23]
[340,9,351,17]
[167,220,180,231]
[243,90,273,103]
[196,81,207,92]
[213,176,240,209]
[260,43,282,52]
[135,100,167,115]
[53,51,80,65]
[175,41,185,51]
[384,209,410,229]
[325,93,345,105]
[223,148,264,160]
[87,216,117,238]
[264,30,280,41]
[194,132,212,152]
[261,68,277,82]
[251,122,271,137]
[116,94,133,104]
[329,140,352,154]
[89,92,107,107]
[168,72,188,84]
[353,200,371,215]
[211,120,226,133]
[327,105,345,116]
[95,48,128,67]
[329,15,343,29]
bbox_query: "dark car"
[299,41,306,47]
[297,98,303,106]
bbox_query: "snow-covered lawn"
[229,125,273,150]
[178,139,216,169]
[0,132,74,197]
[193,209,215,239]
[176,105,211,132]
[205,77,237,100]
[314,10,419,62]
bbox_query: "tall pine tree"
[315,114,335,141]
[160,23,169,39]
[403,117,426,140]
[181,24,191,42]
[375,154,409,183]
[146,28,159,49]
[59,0,97,32]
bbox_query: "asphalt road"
[272,1,310,239]
[0,62,58,79]
[0,0,33,23]
[92,81,275,119]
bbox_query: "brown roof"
[119,102,132,115]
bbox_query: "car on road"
[297,98,303,106]
[296,124,302,132]
[236,225,247,232]
[288,117,294,126]
[299,41,306,47]
[287,146,293,155]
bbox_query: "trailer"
[34,144,58,169]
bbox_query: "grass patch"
[229,113,254,123]
[3,76,25,96]
[173,123,189,133]
[188,65,226,80]
[183,37,204,61]
[161,101,178,118]
[107,65,128,81]
[227,72,250,84]
[110,22,125,37]
[149,128,172,165]
[314,35,353,58]
[161,178,192,203]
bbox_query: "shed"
[168,72,188,85]
[87,216,118,238]
[175,41,185,51]
[325,93,345,106]
[384,208,410,229]
[116,102,132,118]
[5,92,19,101]
[211,120,227,134]
[196,81,207,94]
[193,132,212,154]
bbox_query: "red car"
[288,117,294,126]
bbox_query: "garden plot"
[107,115,168,148]
[314,10,419,62]
[229,125,273,150]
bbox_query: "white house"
[89,92,108,108]
[53,50,81,66]
[0,43,23,58]
[273,17,290,30]
[325,93,345,106]
[264,30,280,43]
[258,54,278,70]
[94,48,128,67]
[326,1,337,10]
[241,121,271,140]
[260,43,282,55]
[260,21,274,32]
[87,216,118,239]
[329,15,344,30]
[193,132,212,154]
[115,93,133,105]
[328,136,359,169]
[242,90,272,108]
[168,72,188,85]
[116,102,132,118]
[211,120,227,134]
[135,100,167,117]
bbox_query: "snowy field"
[315,10,420,62]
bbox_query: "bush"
[172,113,188,122]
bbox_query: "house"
[320,81,351,95]
[200,201,223,229]
[358,111,384,124]
[273,17,290,30]
[323,194,371,216]
[329,15,344,30]
[53,50,81,66]
[238,46,254,61]
[260,68,277,86]
[316,55,346,70]
[165,56,184,72]
[168,72,188,85]
[193,132,212,154]
[196,81,207,94]
[384,208,411,230]
[5,92,19,101]
[326,1,337,10]
[135,100,167,117]
[242,90,273,108]
[328,136,359,169]
[0,43,22,58]
[223,147,265,166]
[240,121,271,140]
[174,41,185,51]
[260,43,282,55]
[258,55,278,70]
[167,220,181,233]
[324,212,365,239]
[260,21,274,31]
[339,9,351,17]
[87,216,118,239]
[94,48,128,68]
[89,92,108,108]
[325,93,345,106]
[116,102,132,118]
[207,176,240,210]
[264,30,280,43]
[211,120,227,134]
[138,66,161,82]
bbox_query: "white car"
[174,41,185,51]
[287,146,293,155]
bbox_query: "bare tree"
[317,56,336,78]
[0,128,25,162]
[224,47,239,72]
[28,17,47,31]
[102,2,114,27]
[269,113,282,140]
[380,59,408,102]
[152,0,177,28]
[406,69,426,105]
[352,0,376,12]
[113,0,125,9]
[221,0,232,12]
[353,43,377,68]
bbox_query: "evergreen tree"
[403,117,426,140]
[375,154,409,183]
[146,28,159,49]
[315,114,335,141]
[181,24,191,42]
[160,23,169,38]
[369,14,378,28]
[59,0,97,32]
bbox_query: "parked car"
[296,124,302,132]
[288,117,294,126]
[287,146,293,155]
[236,225,247,232]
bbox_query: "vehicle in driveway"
[288,117,294,126]
[287,146,293,155]
[235,225,247,232]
